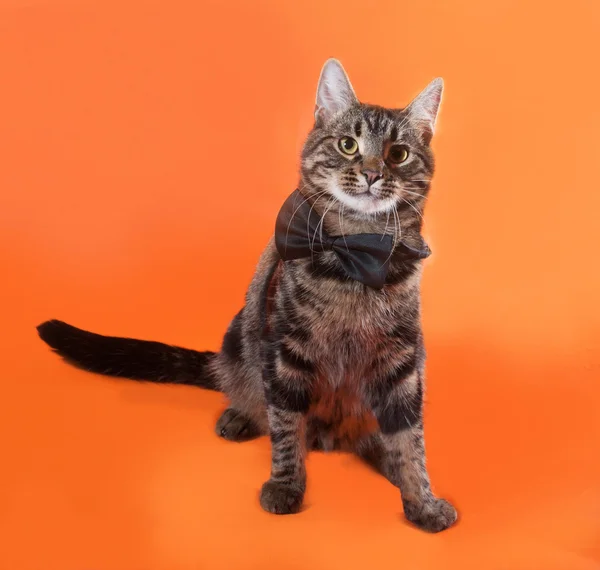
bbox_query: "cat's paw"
[259,480,305,515]
[216,408,262,442]
[403,497,458,533]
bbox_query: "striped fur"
[36,60,456,532]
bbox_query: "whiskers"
[380,206,401,269]
[339,202,349,252]
[398,185,427,223]
[284,187,328,254]
[311,196,337,253]
[400,196,425,223]
[401,188,428,200]
[382,209,391,241]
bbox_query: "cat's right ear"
[315,59,358,126]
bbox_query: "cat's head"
[301,59,443,219]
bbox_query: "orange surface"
[1,0,599,568]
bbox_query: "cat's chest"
[301,285,396,344]
[278,259,419,375]
[286,263,411,335]
[290,284,404,380]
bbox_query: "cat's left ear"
[315,59,358,126]
[406,78,444,142]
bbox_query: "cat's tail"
[36,319,219,390]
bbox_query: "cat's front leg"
[260,406,307,514]
[259,337,314,515]
[381,423,457,532]
[367,366,458,532]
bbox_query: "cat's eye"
[388,145,409,164]
[339,137,359,155]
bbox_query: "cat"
[37,59,458,532]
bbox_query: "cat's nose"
[361,169,383,187]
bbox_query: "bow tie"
[274,190,431,289]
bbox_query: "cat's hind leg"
[216,407,264,441]
[211,309,268,442]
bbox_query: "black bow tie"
[274,190,431,289]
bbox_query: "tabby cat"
[37,59,458,532]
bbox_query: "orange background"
[1,0,599,568]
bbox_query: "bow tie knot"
[314,234,344,252]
